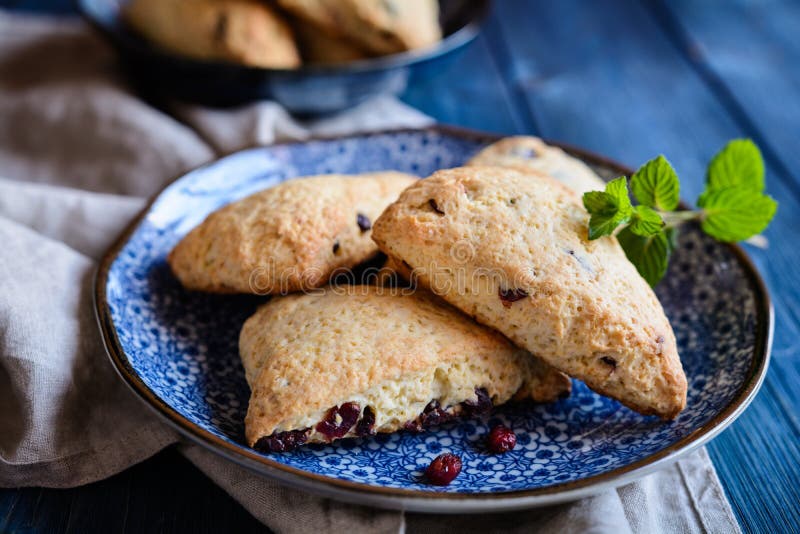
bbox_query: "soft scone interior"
[240,287,570,450]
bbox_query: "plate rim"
[93,125,773,513]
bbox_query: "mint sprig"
[582,139,778,286]
[582,177,633,239]
[630,155,680,211]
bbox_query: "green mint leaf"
[605,176,632,207]
[582,190,610,213]
[699,188,777,242]
[617,227,672,287]
[583,177,633,240]
[629,205,664,237]
[630,155,680,211]
[665,227,679,254]
[706,139,764,193]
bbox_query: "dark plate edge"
[93,124,773,513]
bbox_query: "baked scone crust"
[124,0,301,68]
[372,166,687,419]
[168,172,417,294]
[291,20,372,64]
[241,286,570,448]
[382,256,571,402]
[467,136,607,195]
[276,0,441,55]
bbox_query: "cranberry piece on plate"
[425,453,462,486]
[487,425,517,453]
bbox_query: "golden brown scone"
[276,0,441,55]
[168,172,417,294]
[124,0,301,68]
[291,21,372,64]
[372,166,687,419]
[467,136,607,195]
[240,286,570,451]
[381,256,572,402]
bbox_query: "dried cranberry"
[254,428,310,453]
[499,287,528,308]
[600,356,617,368]
[420,400,454,428]
[511,146,537,159]
[487,425,517,453]
[403,420,423,433]
[355,406,377,437]
[425,453,462,486]
[356,213,372,232]
[461,387,492,416]
[213,13,228,41]
[316,402,360,440]
[429,199,445,215]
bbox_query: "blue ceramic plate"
[78,0,489,113]
[95,127,772,512]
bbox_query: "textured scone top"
[240,286,565,444]
[467,136,607,195]
[276,0,441,54]
[168,172,416,294]
[372,166,687,419]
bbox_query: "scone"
[372,166,687,419]
[291,21,371,64]
[241,287,571,451]
[124,0,301,69]
[467,136,607,195]
[276,0,441,55]
[372,256,572,403]
[168,172,417,294]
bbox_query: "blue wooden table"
[2,0,799,532]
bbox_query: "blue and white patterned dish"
[95,127,772,512]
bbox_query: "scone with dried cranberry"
[240,287,570,451]
[124,0,301,68]
[276,0,441,55]
[168,172,416,294]
[467,136,606,195]
[372,166,687,420]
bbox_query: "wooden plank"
[63,471,130,534]
[485,0,800,531]
[651,0,800,194]
[122,449,267,534]
[402,24,528,135]
[0,0,76,14]
[708,376,800,531]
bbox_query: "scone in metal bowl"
[95,126,772,513]
[78,0,490,113]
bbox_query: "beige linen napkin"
[0,12,741,534]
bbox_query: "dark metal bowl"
[78,0,490,113]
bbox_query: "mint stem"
[658,210,700,229]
